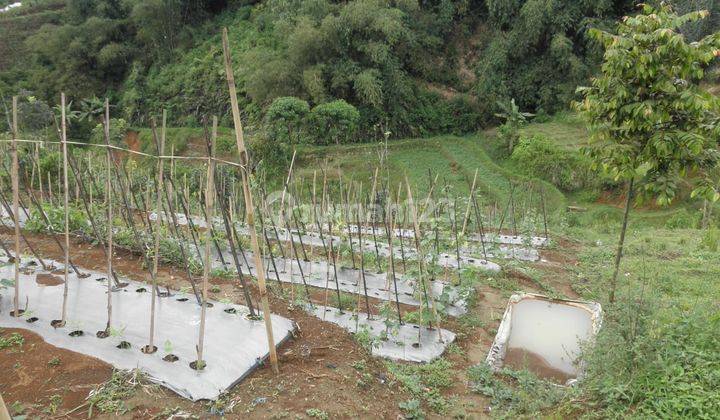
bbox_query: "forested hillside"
[1,0,634,137]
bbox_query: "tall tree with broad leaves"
[576,3,720,303]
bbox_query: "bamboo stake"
[59,93,70,326]
[406,177,442,342]
[461,168,478,236]
[196,116,217,369]
[223,27,278,374]
[103,99,113,336]
[11,96,20,317]
[144,113,167,354]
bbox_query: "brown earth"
[503,347,573,384]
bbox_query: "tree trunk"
[609,177,635,304]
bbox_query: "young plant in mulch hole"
[190,359,207,370]
[162,340,179,362]
[116,341,131,349]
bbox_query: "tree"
[494,98,533,153]
[265,96,310,144]
[576,3,720,303]
[308,100,360,145]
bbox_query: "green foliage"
[510,134,592,191]
[467,363,564,416]
[90,118,127,146]
[476,0,623,115]
[578,301,720,418]
[26,203,87,234]
[265,96,309,144]
[0,331,24,349]
[664,209,700,230]
[576,3,720,206]
[699,227,720,251]
[308,100,360,145]
[386,358,454,414]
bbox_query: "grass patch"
[386,358,454,415]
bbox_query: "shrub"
[699,227,719,252]
[307,100,360,145]
[664,209,699,230]
[510,134,591,191]
[249,133,291,170]
[265,96,309,144]
[90,118,128,146]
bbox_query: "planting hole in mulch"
[9,309,24,317]
[95,277,106,282]
[26,317,39,323]
[189,360,206,370]
[411,342,421,348]
[78,273,91,279]
[163,354,179,362]
[50,319,65,328]
[116,341,131,349]
[69,330,84,337]
[36,273,64,286]
[96,330,110,338]
[224,308,237,314]
[246,314,263,321]
[135,287,147,293]
[203,302,213,308]
[141,345,157,354]
[176,297,189,302]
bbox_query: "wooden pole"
[11,96,20,317]
[60,93,70,326]
[104,99,113,334]
[461,168,478,236]
[406,177,443,342]
[196,116,217,369]
[145,113,166,354]
[223,27,279,374]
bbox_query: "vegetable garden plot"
[486,293,602,385]
[0,256,295,401]
[308,305,456,363]
[208,248,470,317]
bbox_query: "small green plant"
[0,332,24,349]
[48,357,61,367]
[305,408,329,419]
[44,395,63,415]
[399,399,425,419]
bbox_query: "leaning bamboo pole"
[223,27,279,374]
[461,168,478,236]
[11,96,20,316]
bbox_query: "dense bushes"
[263,97,359,145]
[510,134,591,191]
[5,0,625,138]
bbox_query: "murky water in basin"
[504,298,593,382]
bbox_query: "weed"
[398,399,425,419]
[87,369,144,416]
[48,357,61,367]
[306,408,329,419]
[386,358,453,414]
[0,332,24,349]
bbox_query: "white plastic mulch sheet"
[0,256,295,401]
[308,305,455,363]
[485,293,602,385]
